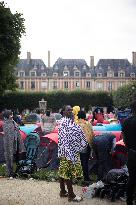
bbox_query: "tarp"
[36,134,59,169]
[93,124,122,131]
[94,131,122,142]
[20,130,27,141]
[20,124,38,135]
[43,133,58,144]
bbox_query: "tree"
[112,82,136,108]
[0,1,25,95]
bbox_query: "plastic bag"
[82,181,104,199]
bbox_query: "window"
[41,81,47,89]
[86,81,91,89]
[19,81,24,89]
[19,71,25,77]
[53,81,57,89]
[119,81,125,87]
[53,73,58,77]
[31,81,35,89]
[63,71,69,77]
[83,65,86,69]
[41,65,45,70]
[97,73,102,77]
[74,71,80,77]
[33,64,37,70]
[86,73,91,77]
[64,81,68,89]
[118,72,125,77]
[130,73,135,78]
[96,82,103,90]
[76,81,80,88]
[54,65,58,70]
[107,81,112,91]
[107,71,114,77]
[30,71,36,76]
[41,73,46,77]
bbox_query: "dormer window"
[83,65,86,69]
[74,71,80,77]
[41,73,46,77]
[54,65,58,70]
[107,71,114,77]
[107,65,111,70]
[33,64,37,69]
[97,73,102,77]
[41,65,45,70]
[53,73,58,77]
[73,65,78,70]
[130,73,135,78]
[30,71,36,76]
[86,73,91,77]
[64,65,68,70]
[63,71,69,77]
[19,71,25,77]
[118,71,125,77]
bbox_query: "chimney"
[27,52,31,60]
[90,56,94,68]
[132,51,136,65]
[48,50,50,68]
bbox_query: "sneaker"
[68,195,83,202]
[9,177,14,180]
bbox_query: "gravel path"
[0,178,125,205]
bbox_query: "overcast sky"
[4,0,136,66]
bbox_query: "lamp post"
[39,98,47,113]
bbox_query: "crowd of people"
[0,102,136,204]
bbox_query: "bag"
[82,181,104,198]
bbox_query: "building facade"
[15,51,136,92]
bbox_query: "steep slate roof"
[95,59,132,77]
[15,57,136,78]
[16,59,47,76]
[97,59,131,69]
[52,58,90,77]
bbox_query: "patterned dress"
[58,117,87,179]
[3,119,26,176]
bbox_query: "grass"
[0,164,97,186]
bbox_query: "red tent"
[42,132,58,144]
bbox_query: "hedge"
[0,90,113,112]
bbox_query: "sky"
[3,0,136,66]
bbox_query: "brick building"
[15,51,136,92]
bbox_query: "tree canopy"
[112,81,136,108]
[0,1,25,95]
